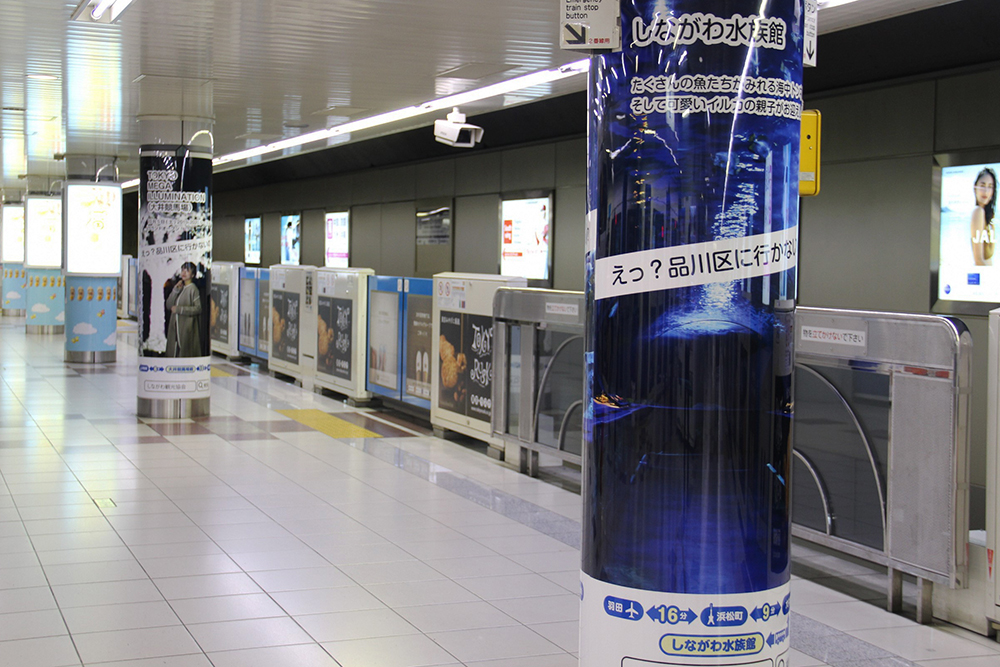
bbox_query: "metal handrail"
[793,448,834,536]
[796,362,887,540]
[531,334,583,443]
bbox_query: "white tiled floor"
[1,319,999,666]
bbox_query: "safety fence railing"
[491,294,973,623]
[492,288,585,476]
[792,307,971,623]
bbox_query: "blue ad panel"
[584,0,801,598]
[400,278,433,411]
[26,269,65,327]
[366,275,404,401]
[65,276,118,352]
[581,3,801,662]
[257,268,270,359]
[238,267,258,356]
[3,263,26,310]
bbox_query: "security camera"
[434,108,483,148]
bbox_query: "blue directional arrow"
[750,602,782,622]
[646,605,697,625]
[767,626,790,647]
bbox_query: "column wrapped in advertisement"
[137,148,212,406]
[582,2,802,665]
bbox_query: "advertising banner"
[463,313,493,422]
[137,148,212,401]
[65,183,122,276]
[239,272,256,350]
[325,212,349,268]
[66,276,117,353]
[26,269,65,326]
[210,282,230,345]
[405,294,432,400]
[582,1,802,665]
[25,197,63,269]
[500,197,550,280]
[271,289,300,364]
[258,273,270,355]
[437,310,464,414]
[281,214,301,265]
[938,163,1000,304]
[318,296,353,380]
[436,310,494,421]
[245,217,261,265]
[368,290,400,389]
[2,205,24,263]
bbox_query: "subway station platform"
[0,317,998,667]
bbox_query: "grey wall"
[801,67,1000,523]
[214,137,587,291]
[212,63,1000,522]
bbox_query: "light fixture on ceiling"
[211,58,590,168]
[71,0,135,23]
[27,74,58,81]
[121,59,591,190]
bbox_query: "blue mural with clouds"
[65,276,117,352]
[26,269,64,327]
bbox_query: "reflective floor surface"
[0,316,997,666]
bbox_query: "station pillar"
[24,186,65,335]
[581,2,803,665]
[134,78,214,418]
[63,155,122,363]
[2,200,26,317]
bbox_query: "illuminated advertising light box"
[500,196,551,281]
[935,159,1000,313]
[281,214,301,265]
[245,216,261,264]
[25,197,63,269]
[325,211,349,268]
[2,204,24,263]
[65,183,122,275]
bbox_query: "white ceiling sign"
[560,0,620,51]
[805,0,819,67]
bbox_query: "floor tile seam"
[789,611,922,667]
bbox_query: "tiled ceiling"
[0,0,967,194]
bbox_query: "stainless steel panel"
[64,350,116,364]
[137,397,210,419]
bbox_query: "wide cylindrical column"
[136,116,213,419]
[581,2,802,665]
[63,159,123,363]
[2,202,26,316]
[24,195,65,334]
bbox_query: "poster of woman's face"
[281,214,301,265]
[938,162,1000,304]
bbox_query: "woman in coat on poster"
[166,262,203,357]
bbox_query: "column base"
[137,397,210,419]
[65,350,117,364]
[26,324,64,335]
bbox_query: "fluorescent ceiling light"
[72,0,135,23]
[214,59,590,167]
[817,0,861,7]
[27,74,58,81]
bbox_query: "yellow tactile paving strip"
[210,367,233,378]
[276,409,381,439]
